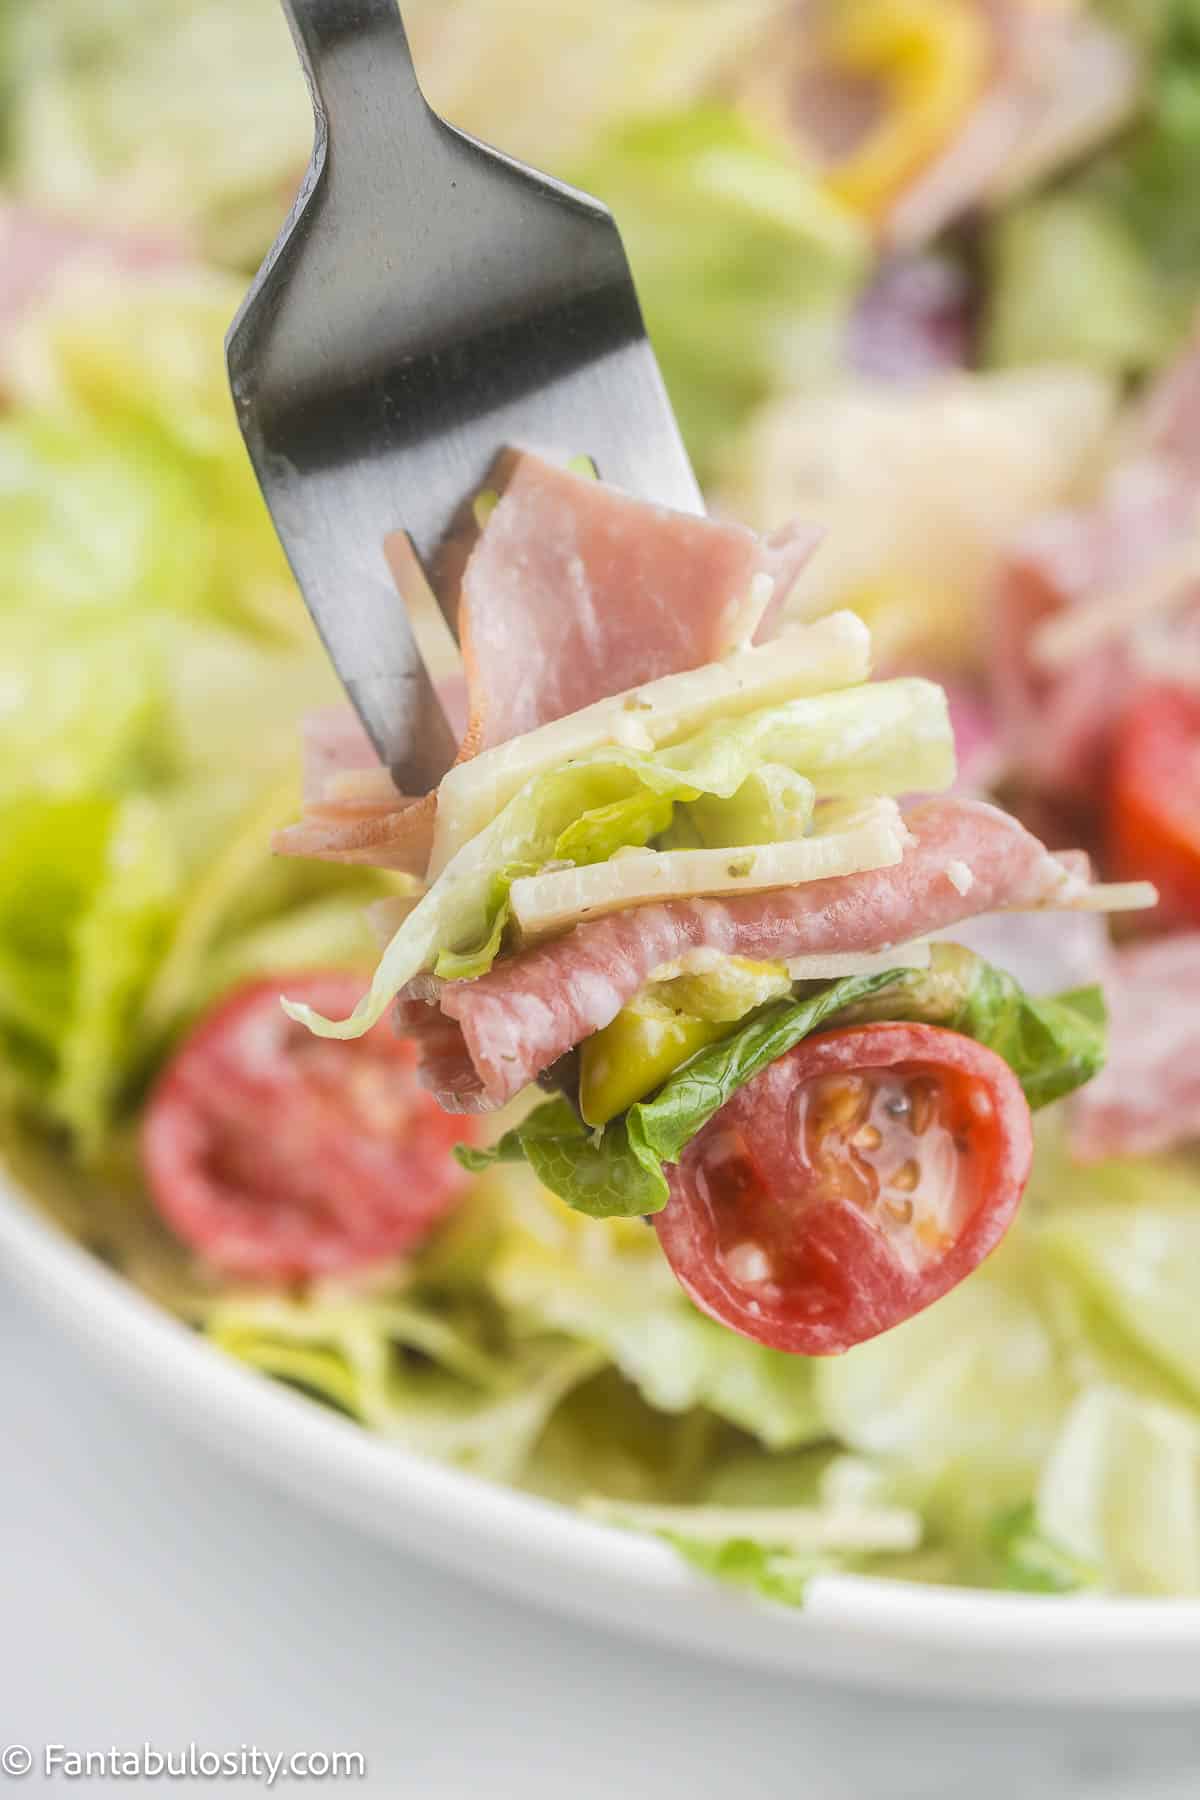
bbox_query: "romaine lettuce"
[819,1234,1073,1573]
[1034,1386,1200,1595]
[986,3,1200,374]
[489,1189,824,1448]
[465,948,1108,1220]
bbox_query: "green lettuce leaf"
[585,1493,922,1606]
[986,4,1200,374]
[488,1186,824,1447]
[1036,1172,1200,1411]
[3,0,310,267]
[0,794,177,1151]
[984,191,1175,378]
[841,944,1108,1111]
[819,1234,1073,1574]
[1034,1385,1200,1595]
[0,276,382,1150]
[463,948,1107,1219]
[572,104,869,473]
[988,1502,1098,1595]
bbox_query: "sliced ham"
[457,456,818,751]
[400,797,1089,1113]
[1069,935,1200,1161]
[275,454,819,877]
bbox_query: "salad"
[4,0,1200,1603]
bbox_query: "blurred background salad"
[5,0,1200,1602]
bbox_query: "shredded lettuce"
[1034,1386,1200,1595]
[287,680,953,1039]
[984,192,1176,377]
[464,948,1108,1220]
[0,277,388,1152]
[489,1192,824,1448]
[2,0,310,266]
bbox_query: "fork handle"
[280,0,434,147]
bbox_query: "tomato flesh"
[654,1023,1032,1355]
[1109,684,1200,929]
[142,974,478,1282]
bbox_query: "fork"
[227,0,702,795]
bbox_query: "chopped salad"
[5,0,1200,1603]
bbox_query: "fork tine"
[228,0,701,789]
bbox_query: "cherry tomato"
[1108,684,1200,929]
[142,974,477,1282]
[654,1023,1033,1355]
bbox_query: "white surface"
[5,1179,1200,1713]
[4,1273,1200,1800]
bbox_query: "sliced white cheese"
[784,939,933,980]
[1024,881,1159,915]
[509,799,909,943]
[428,610,871,877]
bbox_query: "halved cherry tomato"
[654,1023,1033,1355]
[1109,684,1200,929]
[142,974,477,1282]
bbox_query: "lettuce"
[984,192,1175,377]
[819,1235,1073,1574]
[0,277,387,1150]
[464,948,1108,1219]
[842,944,1109,1112]
[0,795,176,1152]
[2,0,310,267]
[572,104,868,472]
[1034,1386,1200,1595]
[206,1283,601,1483]
[1036,1180,1200,1411]
[986,4,1200,374]
[988,1502,1098,1595]
[489,1190,824,1448]
[287,680,953,1040]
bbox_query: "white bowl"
[3,1168,1198,1707]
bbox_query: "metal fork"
[227,0,701,795]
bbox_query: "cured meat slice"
[1069,935,1200,1162]
[276,454,819,876]
[402,797,1088,1113]
[457,455,819,752]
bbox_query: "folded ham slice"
[275,454,819,876]
[397,796,1090,1113]
[1069,935,1200,1162]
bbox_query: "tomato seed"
[889,1159,920,1193]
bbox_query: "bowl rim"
[5,1165,1200,1678]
